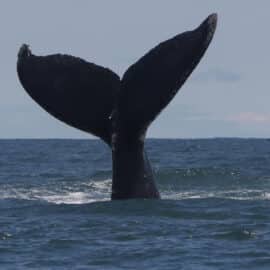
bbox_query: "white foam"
[42,192,84,204]
[163,189,270,201]
[0,179,111,204]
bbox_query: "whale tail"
[16,14,217,199]
[111,14,217,198]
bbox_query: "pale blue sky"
[0,1,269,138]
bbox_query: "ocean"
[0,139,270,269]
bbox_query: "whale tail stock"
[17,14,217,200]
[111,14,217,199]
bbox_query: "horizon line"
[0,137,270,140]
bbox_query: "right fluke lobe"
[115,13,218,136]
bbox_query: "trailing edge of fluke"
[17,13,218,200]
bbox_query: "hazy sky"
[0,1,270,138]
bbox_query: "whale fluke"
[115,14,217,135]
[17,45,120,144]
[17,14,217,200]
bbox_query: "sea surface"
[0,139,270,269]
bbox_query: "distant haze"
[1,1,270,138]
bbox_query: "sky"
[0,1,270,139]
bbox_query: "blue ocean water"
[0,139,270,269]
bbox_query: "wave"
[1,165,269,204]
[0,181,269,205]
